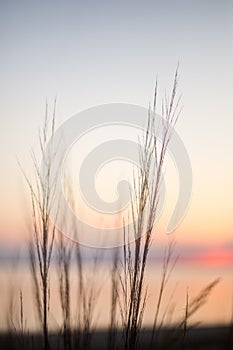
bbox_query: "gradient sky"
[0,0,233,249]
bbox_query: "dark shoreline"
[1,324,232,350]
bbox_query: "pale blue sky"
[0,0,233,244]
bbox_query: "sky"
[0,0,233,253]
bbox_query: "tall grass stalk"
[57,234,72,350]
[120,67,181,350]
[20,101,58,350]
[162,278,220,350]
[107,249,119,350]
[149,241,178,348]
[74,246,103,350]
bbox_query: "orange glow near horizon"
[192,248,233,267]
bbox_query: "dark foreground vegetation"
[1,325,232,350]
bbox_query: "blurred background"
[0,0,233,333]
